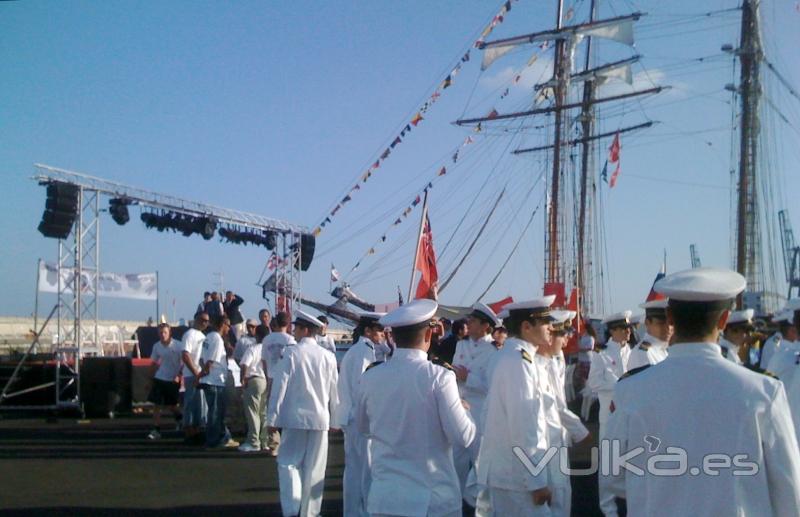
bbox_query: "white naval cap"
[470,302,501,327]
[774,310,794,324]
[359,311,387,326]
[294,309,324,329]
[630,313,644,325]
[602,310,633,327]
[550,310,577,332]
[639,299,669,310]
[654,267,745,303]
[379,299,438,329]
[551,310,577,325]
[640,298,668,319]
[505,295,557,320]
[726,308,755,327]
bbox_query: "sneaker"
[220,438,240,449]
[238,443,260,453]
[147,429,161,440]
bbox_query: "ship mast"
[734,0,763,309]
[576,0,597,315]
[546,0,567,292]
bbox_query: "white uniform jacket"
[607,342,800,517]
[267,337,339,431]
[767,340,800,380]
[760,332,782,370]
[356,348,476,517]
[588,339,629,424]
[477,337,550,492]
[718,337,743,365]
[785,360,800,447]
[453,334,497,429]
[333,337,376,428]
[545,355,589,444]
[626,333,669,371]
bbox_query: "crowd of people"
[144,270,800,516]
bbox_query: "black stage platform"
[0,415,603,516]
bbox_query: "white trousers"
[342,424,370,517]
[598,398,617,517]
[487,487,552,516]
[277,429,328,517]
[547,449,571,517]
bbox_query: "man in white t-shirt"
[233,318,259,363]
[198,315,238,449]
[260,311,295,455]
[147,324,184,440]
[178,311,209,442]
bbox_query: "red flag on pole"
[609,162,621,188]
[608,132,620,163]
[414,214,439,300]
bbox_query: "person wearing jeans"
[198,315,238,449]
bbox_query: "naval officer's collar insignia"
[639,341,652,351]
[365,360,384,371]
[763,370,780,379]
[720,346,729,358]
[520,348,533,363]
[362,337,375,350]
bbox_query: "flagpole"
[408,190,430,302]
[156,270,160,323]
[34,259,41,350]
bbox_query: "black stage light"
[199,217,217,240]
[109,198,130,225]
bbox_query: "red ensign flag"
[415,214,439,300]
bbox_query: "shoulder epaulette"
[720,346,729,358]
[763,370,780,380]
[365,360,384,372]
[431,357,454,371]
[597,342,608,350]
[620,364,651,381]
[638,341,651,351]
[520,349,533,363]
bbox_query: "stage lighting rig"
[108,198,131,225]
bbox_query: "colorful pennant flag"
[438,166,447,176]
[411,112,424,126]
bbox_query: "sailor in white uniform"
[760,310,792,369]
[356,299,476,517]
[451,302,500,505]
[535,309,589,517]
[606,267,800,516]
[588,310,633,517]
[315,315,338,355]
[627,299,672,371]
[332,311,384,517]
[476,297,556,516]
[767,300,800,381]
[267,310,339,517]
[718,308,754,365]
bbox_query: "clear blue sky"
[2,0,799,323]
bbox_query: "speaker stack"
[38,182,80,239]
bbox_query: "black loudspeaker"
[109,198,130,225]
[80,357,133,417]
[38,182,80,239]
[299,233,315,271]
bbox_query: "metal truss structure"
[19,163,308,411]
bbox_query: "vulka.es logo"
[512,437,759,477]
